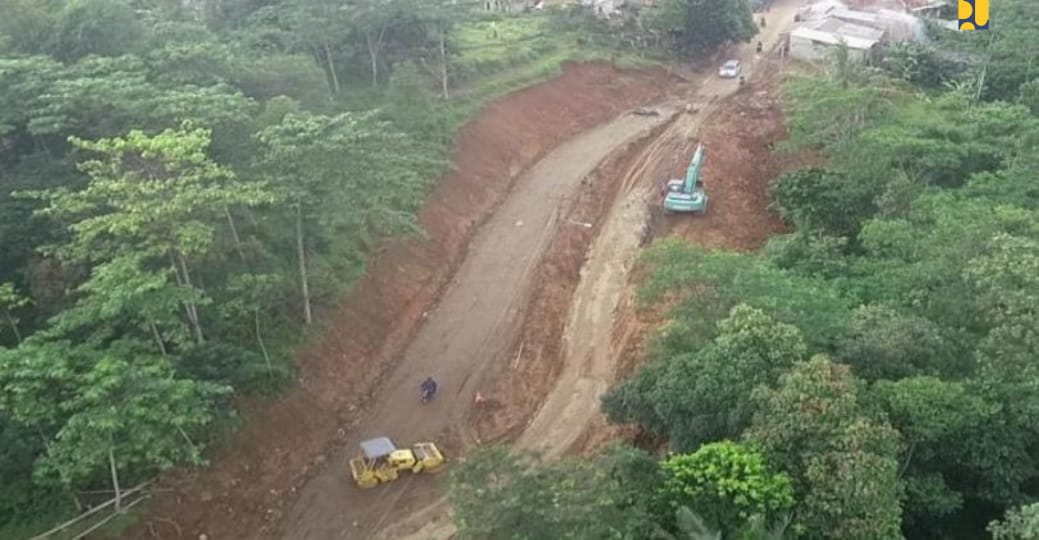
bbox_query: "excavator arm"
[684,143,705,194]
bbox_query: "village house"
[786,0,929,63]
[788,16,885,63]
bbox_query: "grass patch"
[449,11,666,112]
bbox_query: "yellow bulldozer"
[348,436,445,489]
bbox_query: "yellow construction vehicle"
[348,436,446,489]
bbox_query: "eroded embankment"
[469,110,683,445]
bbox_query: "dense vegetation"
[0,0,689,534]
[449,1,1039,539]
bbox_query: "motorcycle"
[420,379,438,403]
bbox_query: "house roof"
[831,7,880,26]
[791,23,882,49]
[877,8,922,23]
[806,17,886,40]
[797,0,847,20]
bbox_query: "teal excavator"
[662,143,708,213]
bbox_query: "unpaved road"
[515,117,696,460]
[275,112,671,540]
[377,1,805,537]
[500,0,804,476]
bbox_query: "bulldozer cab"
[349,436,445,488]
[359,437,416,469]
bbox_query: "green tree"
[255,111,443,324]
[836,304,955,381]
[659,442,794,536]
[0,283,30,344]
[869,377,993,533]
[604,304,807,451]
[989,502,1039,540]
[782,75,893,151]
[652,506,791,540]
[761,231,849,280]
[54,0,145,62]
[0,341,227,507]
[635,241,850,351]
[408,0,475,100]
[881,43,965,89]
[0,0,59,55]
[144,21,241,86]
[640,0,756,54]
[745,357,904,539]
[770,167,875,237]
[43,250,200,353]
[217,272,283,378]
[450,445,665,539]
[26,125,273,344]
[1020,79,1039,116]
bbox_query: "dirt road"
[377,2,806,537]
[275,111,673,540]
[124,64,676,540]
[500,0,806,468]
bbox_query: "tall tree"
[640,0,756,54]
[604,304,807,451]
[658,442,794,537]
[989,502,1039,540]
[0,341,227,505]
[54,0,145,62]
[26,125,274,343]
[350,0,405,88]
[869,376,993,535]
[745,357,904,539]
[255,111,443,323]
[0,282,29,344]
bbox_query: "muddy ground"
[472,1,811,458]
[127,61,678,540]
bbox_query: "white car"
[718,60,742,78]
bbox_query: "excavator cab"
[349,436,445,489]
[662,144,709,214]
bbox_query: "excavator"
[662,143,709,213]
[348,436,445,488]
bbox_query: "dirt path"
[514,116,693,459]
[124,63,677,540]
[504,0,806,465]
[377,2,807,538]
[275,111,673,540]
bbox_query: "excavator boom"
[684,143,704,194]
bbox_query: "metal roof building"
[789,18,885,63]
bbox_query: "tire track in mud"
[370,4,808,536]
[372,108,692,540]
[513,112,702,459]
[275,112,674,540]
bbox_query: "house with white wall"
[788,17,885,63]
